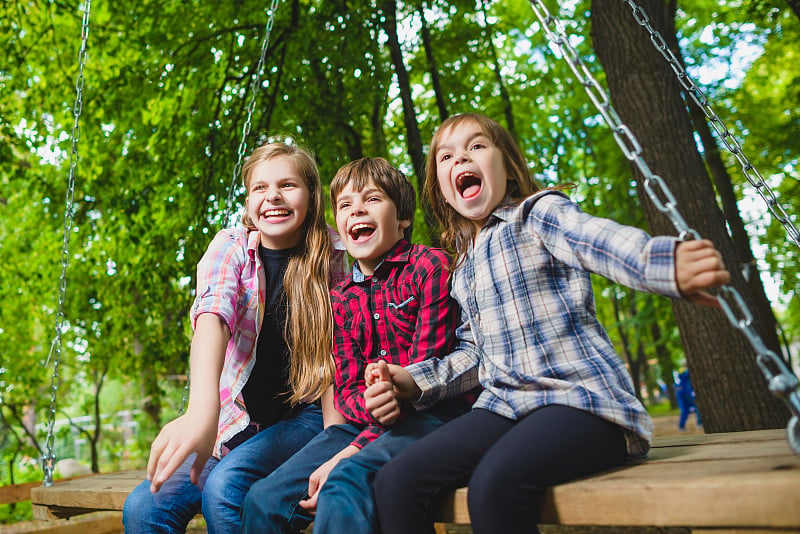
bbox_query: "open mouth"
[262,208,291,219]
[349,223,376,243]
[456,173,482,199]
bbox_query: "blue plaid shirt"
[407,191,681,457]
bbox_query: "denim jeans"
[123,404,323,534]
[240,400,466,534]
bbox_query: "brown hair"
[241,141,335,404]
[424,113,543,258]
[330,157,416,241]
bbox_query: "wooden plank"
[442,430,800,528]
[30,470,144,519]
[0,512,122,534]
[0,475,95,506]
[0,481,41,506]
[653,429,786,448]
[28,429,800,530]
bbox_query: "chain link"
[528,0,800,454]
[42,0,92,487]
[180,1,281,415]
[619,0,800,250]
[222,0,281,227]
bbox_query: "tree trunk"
[658,12,786,363]
[416,0,449,122]
[612,290,641,402]
[591,0,788,431]
[379,0,438,242]
[478,0,517,141]
[650,317,677,409]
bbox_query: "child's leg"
[374,408,516,534]
[122,454,217,534]
[312,400,465,534]
[240,423,359,534]
[468,405,626,534]
[201,405,322,534]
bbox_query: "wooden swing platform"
[30,429,800,531]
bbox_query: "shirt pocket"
[386,294,418,346]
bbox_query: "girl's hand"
[365,360,421,400]
[298,445,359,514]
[364,360,391,387]
[146,410,217,492]
[675,239,730,308]
[365,360,400,425]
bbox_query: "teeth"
[351,223,374,232]
[263,209,289,217]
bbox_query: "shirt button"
[380,349,387,356]
[373,313,380,320]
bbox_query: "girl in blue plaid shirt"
[364,113,730,534]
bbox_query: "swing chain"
[620,0,800,250]
[222,0,281,227]
[181,1,280,416]
[718,287,800,448]
[527,0,699,241]
[528,0,800,455]
[42,0,92,488]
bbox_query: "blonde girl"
[124,141,347,534]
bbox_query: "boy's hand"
[364,360,422,400]
[365,360,400,425]
[365,360,391,387]
[298,445,359,514]
[675,239,730,308]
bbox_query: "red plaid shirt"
[331,240,459,449]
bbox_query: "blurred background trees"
[1,0,797,519]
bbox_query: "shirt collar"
[351,239,411,283]
[246,226,261,261]
[487,190,564,226]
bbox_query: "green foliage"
[0,0,796,504]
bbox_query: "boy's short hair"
[330,157,416,241]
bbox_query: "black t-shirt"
[240,245,295,427]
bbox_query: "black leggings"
[373,405,627,534]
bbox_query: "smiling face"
[245,155,310,250]
[434,120,510,231]
[334,179,411,276]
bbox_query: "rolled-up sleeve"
[409,311,481,409]
[190,230,245,333]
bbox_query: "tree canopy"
[1,0,797,496]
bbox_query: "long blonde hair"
[241,141,334,404]
[425,113,543,260]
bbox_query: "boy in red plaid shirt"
[242,157,472,534]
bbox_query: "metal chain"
[42,0,92,487]
[180,0,281,415]
[222,0,281,227]
[528,0,800,454]
[619,0,800,250]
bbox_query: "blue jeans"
[123,404,323,534]
[241,400,466,534]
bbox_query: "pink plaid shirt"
[190,224,348,458]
